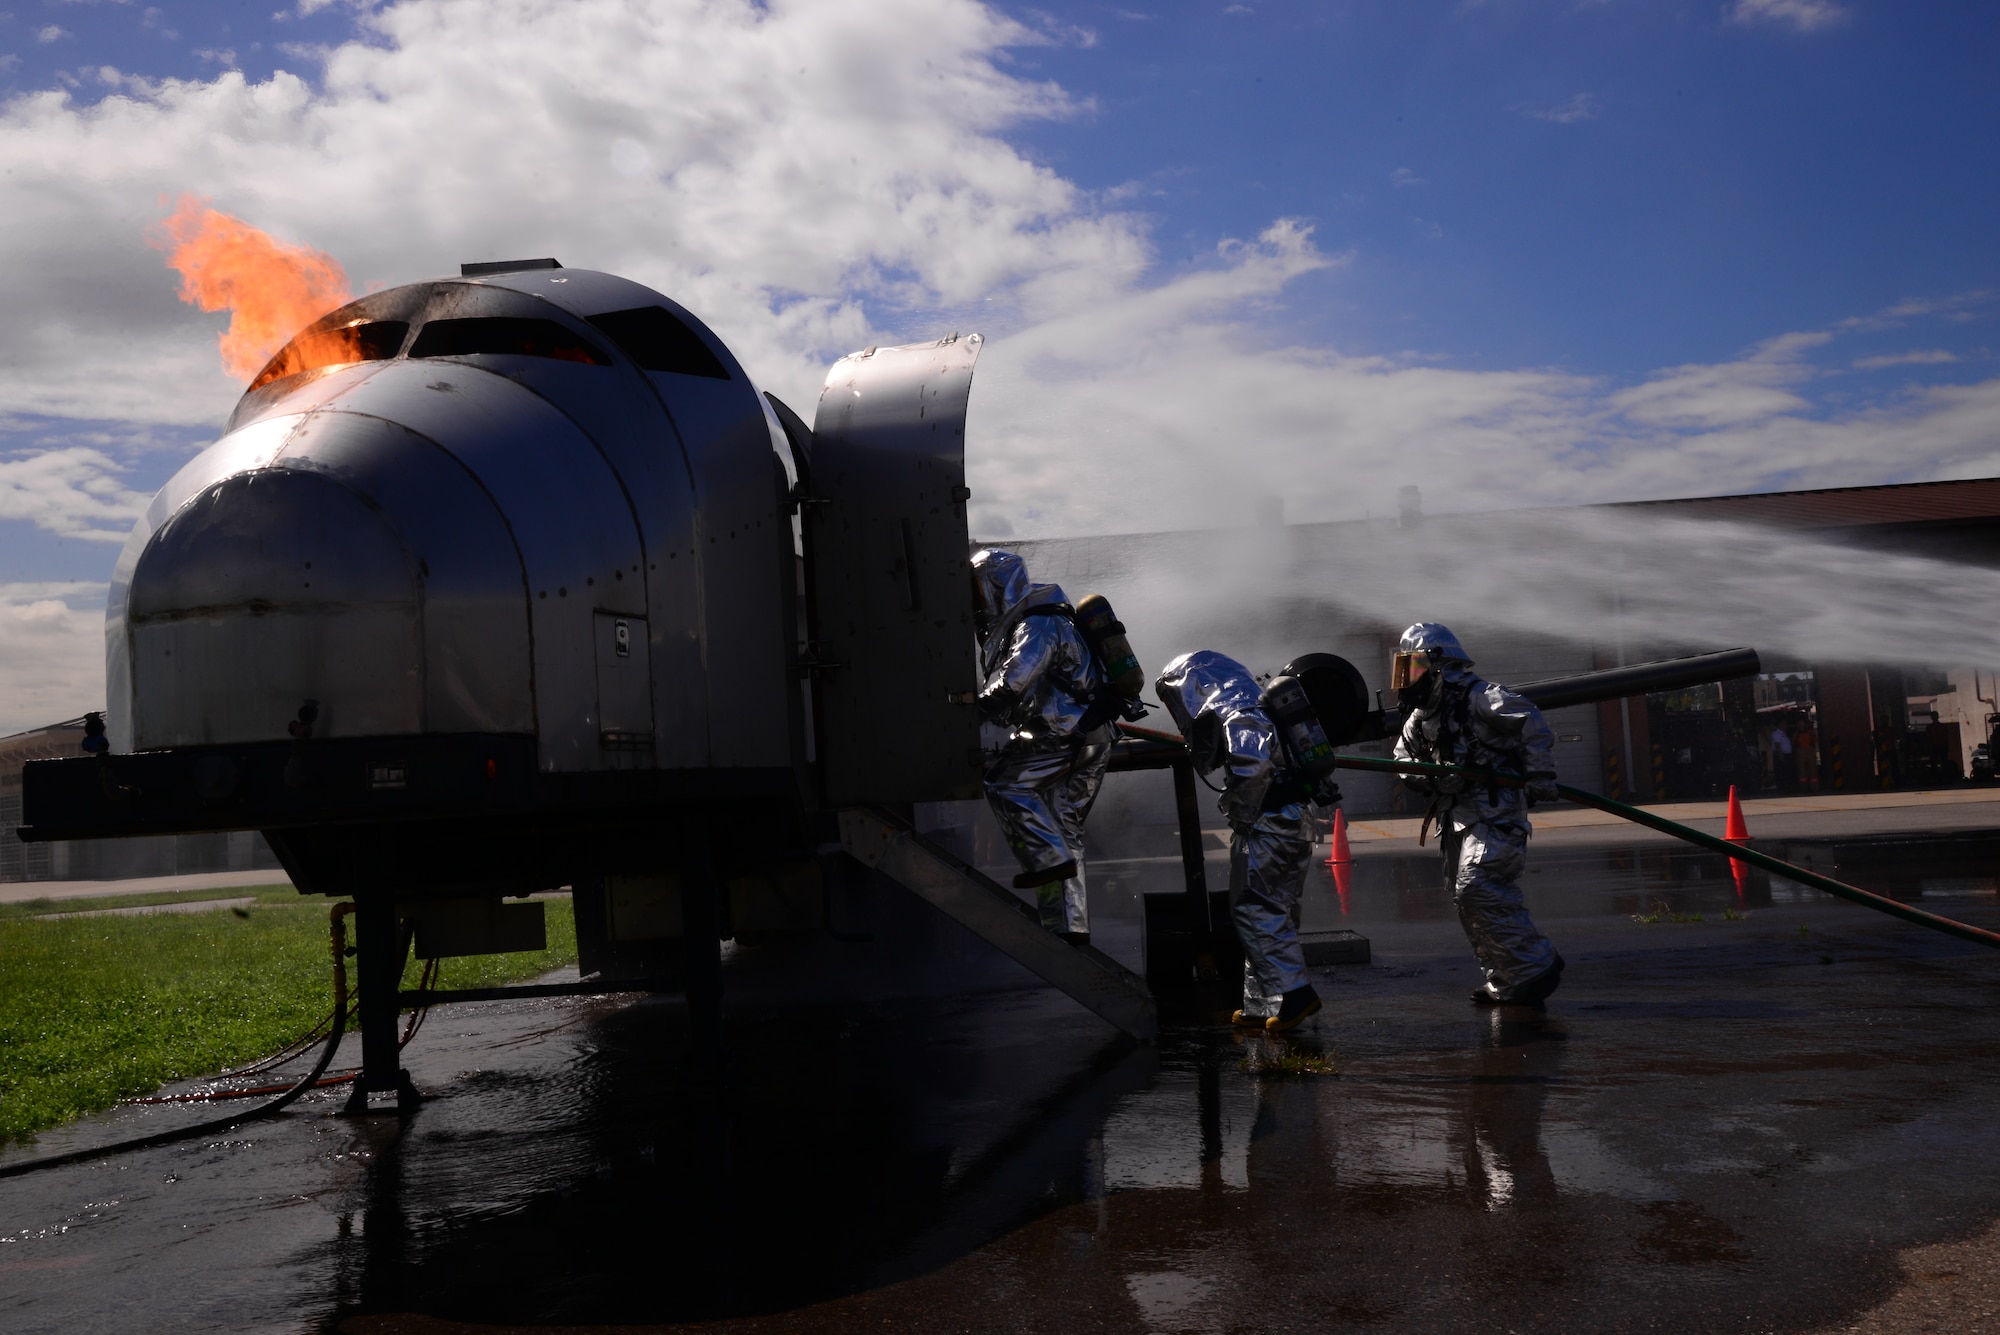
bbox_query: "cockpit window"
[586,307,731,379]
[409,317,611,366]
[248,321,408,392]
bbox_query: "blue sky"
[6,1,1994,374]
[0,0,1996,726]
[998,1,1998,377]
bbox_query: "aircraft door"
[807,334,982,806]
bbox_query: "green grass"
[0,895,575,1145]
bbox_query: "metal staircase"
[839,806,1159,1041]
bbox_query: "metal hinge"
[796,646,846,678]
[788,484,831,515]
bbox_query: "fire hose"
[125,954,437,1105]
[1117,721,2000,949]
[0,901,357,1180]
[1330,753,2000,951]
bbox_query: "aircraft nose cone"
[126,466,423,746]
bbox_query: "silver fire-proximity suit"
[1156,651,1316,1021]
[1392,623,1564,1004]
[973,549,1114,937]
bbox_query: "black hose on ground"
[125,955,438,1105]
[0,902,357,1181]
[1331,753,2000,951]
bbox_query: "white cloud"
[36,24,70,42]
[0,446,150,540]
[0,0,1993,566]
[607,136,651,178]
[1853,349,1961,371]
[968,274,2000,537]
[0,0,1143,427]
[1831,292,1991,338]
[1389,166,1423,188]
[1522,92,1598,124]
[1728,0,1850,32]
[0,583,107,734]
[1016,9,1097,47]
[1603,330,1826,430]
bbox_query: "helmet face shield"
[1390,649,1430,692]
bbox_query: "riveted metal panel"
[272,411,533,737]
[107,269,792,787]
[639,370,793,771]
[809,336,983,805]
[108,413,306,752]
[227,358,400,436]
[321,361,646,772]
[488,268,793,773]
[127,468,423,748]
[404,279,706,768]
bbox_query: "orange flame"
[150,195,353,380]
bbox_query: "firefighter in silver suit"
[1155,650,1326,1032]
[972,549,1115,942]
[1392,623,1565,1006]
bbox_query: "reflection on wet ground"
[4,831,2000,1334]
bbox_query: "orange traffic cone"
[1723,786,1751,843]
[1723,785,1752,900]
[1326,809,1353,865]
[1332,859,1353,915]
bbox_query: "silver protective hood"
[972,548,1068,674]
[1154,650,1274,783]
[1398,621,1473,666]
[972,547,1030,626]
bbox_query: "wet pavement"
[4,829,2000,1334]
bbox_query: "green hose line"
[1330,752,2000,951]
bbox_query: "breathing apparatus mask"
[971,570,993,641]
[1392,622,1470,713]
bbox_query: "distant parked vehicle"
[1973,714,2000,782]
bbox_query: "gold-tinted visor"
[1390,650,1429,691]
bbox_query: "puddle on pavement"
[5,838,2000,1333]
[1264,832,2000,931]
